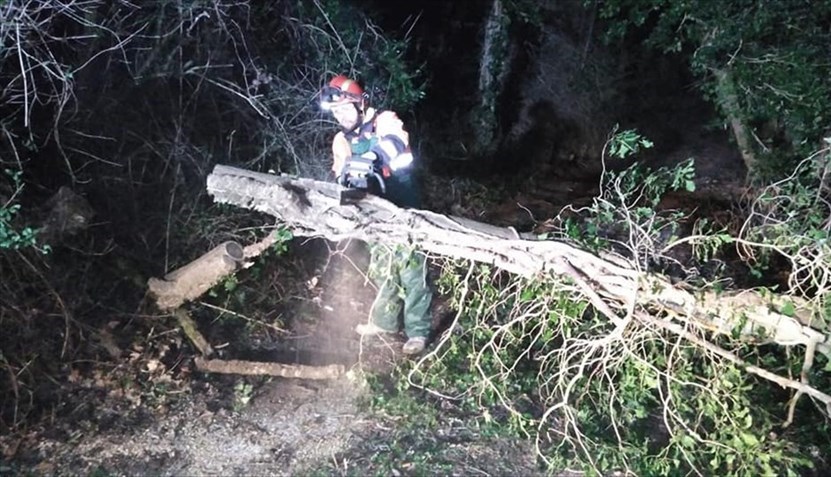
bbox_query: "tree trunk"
[469,0,511,156]
[714,68,756,179]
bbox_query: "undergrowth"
[364,130,831,476]
[0,0,422,436]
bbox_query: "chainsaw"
[338,153,387,205]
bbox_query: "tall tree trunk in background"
[469,0,511,157]
[713,68,756,180]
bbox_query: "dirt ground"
[1,238,542,476]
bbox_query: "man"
[320,74,432,355]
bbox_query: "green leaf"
[685,180,696,192]
[780,301,795,317]
[740,432,759,447]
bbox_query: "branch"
[205,165,637,292]
[641,313,831,417]
[194,357,345,380]
[175,308,213,357]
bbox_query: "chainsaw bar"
[339,188,368,206]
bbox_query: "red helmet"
[320,75,365,109]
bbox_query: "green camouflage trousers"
[367,244,432,338]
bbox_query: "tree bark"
[206,164,831,414]
[205,165,829,358]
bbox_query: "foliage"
[389,131,830,475]
[306,370,537,477]
[0,0,424,439]
[269,227,295,256]
[233,379,254,412]
[209,225,293,308]
[400,257,821,476]
[291,0,426,112]
[502,0,545,28]
[593,0,831,179]
[0,0,426,213]
[562,129,693,271]
[359,378,457,475]
[249,0,425,178]
[608,127,654,160]
[737,138,831,321]
[0,169,47,253]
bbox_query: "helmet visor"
[320,86,361,110]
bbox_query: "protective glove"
[359,151,391,178]
[389,152,414,171]
[337,170,349,187]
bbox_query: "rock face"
[482,1,746,194]
[505,26,616,175]
[500,3,621,178]
[40,186,95,244]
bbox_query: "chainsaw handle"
[372,171,386,194]
[337,169,349,187]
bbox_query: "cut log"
[194,357,345,380]
[148,241,244,311]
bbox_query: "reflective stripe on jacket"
[332,107,412,176]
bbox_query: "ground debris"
[194,356,345,379]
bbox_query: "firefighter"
[320,75,432,355]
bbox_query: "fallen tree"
[207,165,829,356]
[206,163,831,473]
